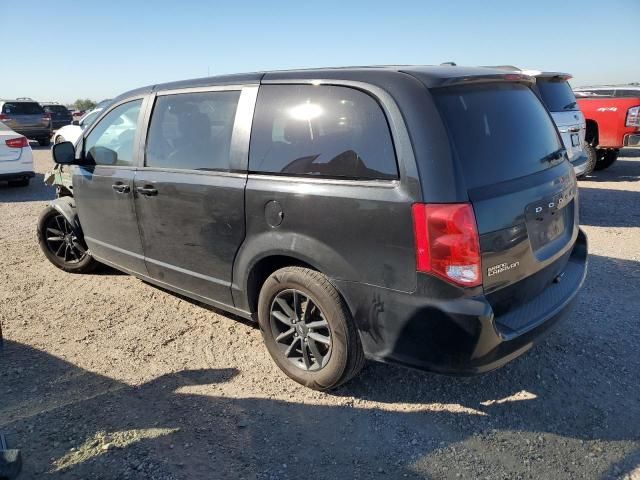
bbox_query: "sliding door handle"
[112,183,130,194]
[136,186,158,196]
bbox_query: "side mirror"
[52,141,76,165]
[72,120,80,126]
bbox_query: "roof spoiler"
[431,72,536,88]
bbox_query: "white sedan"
[0,121,34,187]
[53,108,104,146]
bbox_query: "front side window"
[145,91,241,171]
[249,85,398,180]
[84,100,142,166]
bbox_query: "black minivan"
[39,66,587,390]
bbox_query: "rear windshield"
[535,79,578,111]
[432,83,562,190]
[44,105,69,114]
[2,102,44,115]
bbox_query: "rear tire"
[257,267,365,390]
[8,178,30,187]
[578,143,597,178]
[37,206,97,274]
[594,149,619,171]
[38,137,51,147]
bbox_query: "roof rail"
[15,97,34,101]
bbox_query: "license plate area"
[571,133,580,147]
[525,189,575,253]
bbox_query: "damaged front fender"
[49,196,84,242]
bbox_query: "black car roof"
[113,65,534,102]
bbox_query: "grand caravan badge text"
[487,261,520,277]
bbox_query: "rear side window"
[535,79,577,112]
[433,83,562,190]
[615,89,640,98]
[2,102,44,115]
[249,85,397,180]
[145,91,240,171]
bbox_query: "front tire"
[594,149,619,171]
[37,206,97,273]
[257,267,365,390]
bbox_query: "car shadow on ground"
[580,156,640,183]
[2,253,639,479]
[0,173,55,203]
[579,185,640,227]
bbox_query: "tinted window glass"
[535,79,577,111]
[85,100,142,166]
[433,83,562,189]
[2,102,44,115]
[80,110,101,127]
[575,89,614,98]
[615,89,640,98]
[44,105,70,114]
[249,85,397,179]
[146,91,240,171]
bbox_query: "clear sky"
[1,0,638,104]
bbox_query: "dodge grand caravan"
[38,66,588,390]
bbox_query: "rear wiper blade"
[562,102,577,110]
[540,148,566,164]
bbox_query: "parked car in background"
[41,103,73,130]
[39,66,587,390]
[574,85,640,170]
[53,107,104,145]
[0,121,34,187]
[47,107,107,196]
[492,67,593,177]
[72,110,85,119]
[0,99,51,146]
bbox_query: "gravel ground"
[1,146,639,480]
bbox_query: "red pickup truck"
[574,85,640,170]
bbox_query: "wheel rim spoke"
[305,319,328,330]
[272,310,292,326]
[306,337,324,366]
[308,332,330,345]
[275,328,295,342]
[275,297,295,320]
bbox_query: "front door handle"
[112,183,130,194]
[136,186,158,196]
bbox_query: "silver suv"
[492,68,594,178]
[0,98,52,146]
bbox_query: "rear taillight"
[0,114,8,121]
[626,106,640,127]
[43,112,51,120]
[412,203,482,287]
[5,137,29,148]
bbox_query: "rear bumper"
[0,171,35,181]
[623,133,640,148]
[12,128,51,139]
[336,229,588,375]
[570,152,589,176]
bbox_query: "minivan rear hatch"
[426,80,579,318]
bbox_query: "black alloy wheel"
[270,289,332,371]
